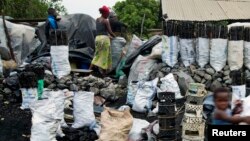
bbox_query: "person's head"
[48,8,57,17]
[109,10,117,20]
[99,6,110,19]
[213,87,230,110]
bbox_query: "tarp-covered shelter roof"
[161,0,250,21]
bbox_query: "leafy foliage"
[0,0,67,19]
[113,0,160,37]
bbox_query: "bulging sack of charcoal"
[126,81,140,106]
[132,78,159,113]
[111,37,126,70]
[180,38,195,67]
[228,40,244,71]
[98,107,133,141]
[44,90,66,137]
[30,99,59,141]
[20,88,38,110]
[240,95,250,116]
[128,55,157,83]
[232,85,246,109]
[50,45,71,79]
[148,41,163,59]
[126,34,143,57]
[210,38,228,71]
[128,118,150,141]
[160,73,183,99]
[162,35,179,67]
[0,56,2,75]
[244,41,250,70]
[196,37,209,68]
[45,90,65,120]
[72,91,95,129]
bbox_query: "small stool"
[158,104,176,116]
[182,113,203,124]
[186,83,207,97]
[186,95,205,105]
[182,120,205,140]
[184,103,203,117]
[158,128,176,140]
[159,115,176,129]
[158,92,176,105]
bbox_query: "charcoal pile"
[149,62,232,93]
[45,74,127,99]
[58,127,98,141]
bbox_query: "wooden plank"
[71,69,93,73]
[2,11,16,62]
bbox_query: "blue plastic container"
[78,62,90,69]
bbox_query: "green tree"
[0,0,67,19]
[113,0,160,37]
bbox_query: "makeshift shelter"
[0,14,96,68]
[0,19,41,65]
[31,14,96,65]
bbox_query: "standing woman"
[90,6,116,75]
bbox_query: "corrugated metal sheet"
[209,0,250,1]
[162,0,250,21]
[219,1,250,19]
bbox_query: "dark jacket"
[45,15,58,40]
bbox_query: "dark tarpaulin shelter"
[29,14,96,63]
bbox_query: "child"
[212,87,250,125]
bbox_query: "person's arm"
[104,19,116,37]
[232,100,243,115]
[215,110,250,124]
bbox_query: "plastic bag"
[162,35,179,67]
[128,118,150,141]
[50,45,71,79]
[210,39,228,71]
[126,35,142,57]
[98,107,133,141]
[180,39,195,67]
[232,85,246,109]
[132,78,159,113]
[128,55,157,83]
[44,90,66,137]
[20,88,38,110]
[0,55,2,75]
[240,95,250,116]
[45,90,65,120]
[159,73,183,99]
[196,38,209,68]
[30,99,59,141]
[126,81,139,106]
[7,21,41,65]
[72,91,95,129]
[111,37,126,70]
[228,40,244,71]
[0,21,7,48]
[244,42,250,70]
[115,57,126,78]
[148,41,162,59]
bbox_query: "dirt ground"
[0,95,185,141]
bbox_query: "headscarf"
[99,6,110,18]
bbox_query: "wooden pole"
[140,13,145,38]
[2,9,16,62]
